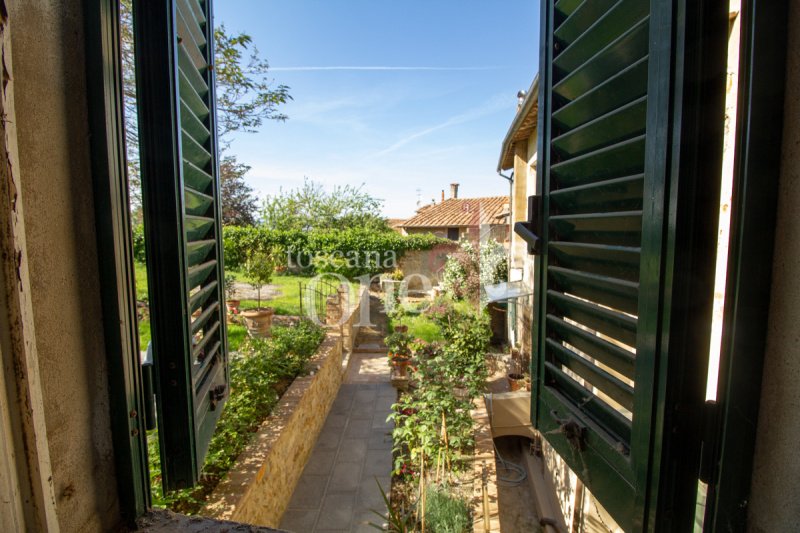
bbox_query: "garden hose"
[484,393,528,486]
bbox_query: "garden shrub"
[390,298,491,477]
[132,223,147,263]
[223,225,447,277]
[441,239,508,303]
[423,484,471,533]
[148,319,325,513]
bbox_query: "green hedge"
[222,225,447,278]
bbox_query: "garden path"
[280,295,395,532]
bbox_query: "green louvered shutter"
[531,0,727,529]
[134,0,228,490]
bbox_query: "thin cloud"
[369,95,509,158]
[270,65,508,72]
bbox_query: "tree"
[120,1,290,214]
[220,156,258,226]
[261,178,389,232]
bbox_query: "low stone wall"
[203,334,344,526]
[398,243,458,290]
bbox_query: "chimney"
[441,190,445,202]
[450,183,459,199]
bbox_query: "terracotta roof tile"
[400,196,508,228]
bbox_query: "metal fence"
[298,276,342,322]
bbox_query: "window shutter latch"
[514,195,543,255]
[551,410,588,452]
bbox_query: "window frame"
[84,0,151,523]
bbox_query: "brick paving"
[280,301,395,533]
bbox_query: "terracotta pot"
[241,307,274,337]
[507,372,525,392]
[391,356,411,377]
[226,299,241,313]
[394,324,409,333]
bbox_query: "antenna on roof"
[416,188,422,207]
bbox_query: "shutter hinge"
[514,195,542,255]
[699,400,719,484]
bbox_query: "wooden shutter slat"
[182,131,212,169]
[552,16,649,101]
[180,100,211,146]
[191,301,220,334]
[546,315,636,379]
[176,1,207,52]
[186,239,215,265]
[189,280,217,313]
[552,96,647,160]
[177,45,209,98]
[550,211,642,247]
[554,0,617,46]
[192,324,220,362]
[554,0,584,19]
[550,135,645,188]
[185,187,214,217]
[550,174,644,214]
[554,0,648,75]
[177,0,207,45]
[175,1,207,74]
[547,290,637,348]
[549,243,640,282]
[552,56,648,131]
[184,160,213,194]
[192,340,221,382]
[187,259,216,289]
[549,266,639,315]
[184,215,214,242]
[179,68,209,120]
[546,339,634,411]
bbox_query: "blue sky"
[215,1,539,218]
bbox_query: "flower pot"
[226,299,241,313]
[507,372,525,392]
[394,324,409,333]
[391,355,411,377]
[241,307,274,337]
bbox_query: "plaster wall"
[8,1,120,531]
[748,1,800,529]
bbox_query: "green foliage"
[369,479,415,532]
[243,249,277,308]
[479,238,509,288]
[220,155,259,226]
[422,484,471,533]
[390,299,491,478]
[223,225,447,278]
[385,331,413,356]
[132,223,147,264]
[262,177,388,233]
[441,239,508,303]
[149,319,324,513]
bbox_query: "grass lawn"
[134,262,359,351]
[387,298,479,343]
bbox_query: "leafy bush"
[133,223,147,263]
[149,319,325,513]
[441,239,508,302]
[390,299,491,476]
[423,484,471,533]
[223,225,447,277]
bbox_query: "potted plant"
[507,360,525,392]
[240,249,276,337]
[386,330,413,377]
[224,274,240,317]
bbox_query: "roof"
[498,75,540,171]
[400,196,509,228]
[386,218,406,228]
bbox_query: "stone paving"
[279,347,396,533]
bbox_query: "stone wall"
[398,243,458,290]
[203,289,366,527]
[203,334,345,527]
